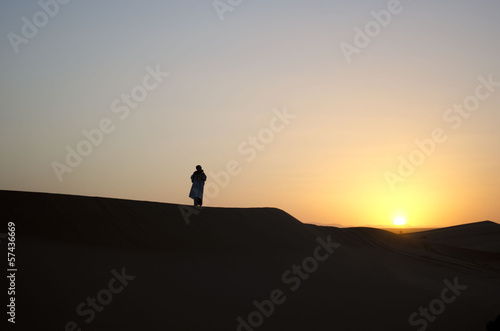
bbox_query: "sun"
[393,216,406,226]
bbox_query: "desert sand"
[2,190,499,330]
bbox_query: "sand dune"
[4,190,320,253]
[404,221,500,253]
[2,190,499,330]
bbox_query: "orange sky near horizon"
[1,1,499,228]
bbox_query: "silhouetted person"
[189,165,206,206]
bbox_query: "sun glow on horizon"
[393,216,406,226]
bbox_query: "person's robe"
[189,171,206,200]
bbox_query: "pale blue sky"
[1,0,499,226]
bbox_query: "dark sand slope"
[2,191,499,331]
[404,221,500,253]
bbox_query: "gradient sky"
[1,0,499,227]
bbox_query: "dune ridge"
[3,190,321,253]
